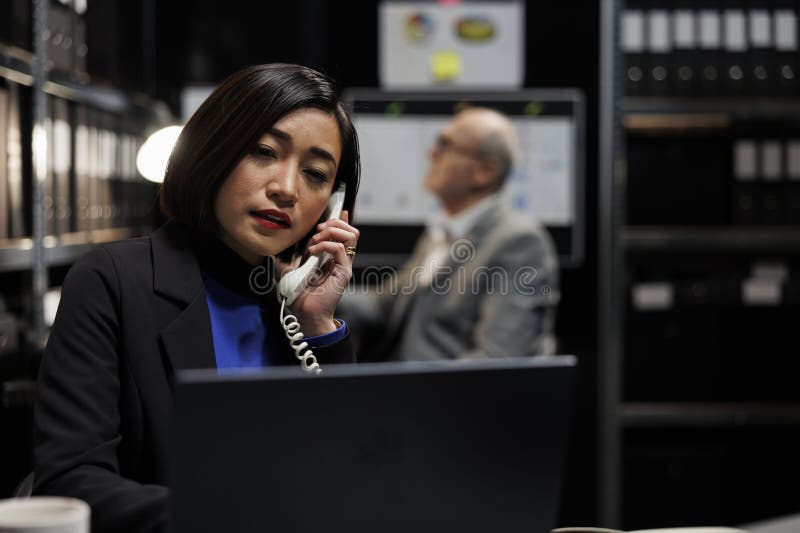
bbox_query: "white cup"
[0,497,89,533]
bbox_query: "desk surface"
[746,513,800,533]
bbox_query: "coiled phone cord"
[279,298,322,375]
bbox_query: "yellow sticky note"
[430,51,462,82]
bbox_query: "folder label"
[724,10,748,51]
[621,10,645,52]
[761,141,783,181]
[774,10,798,51]
[699,10,722,49]
[734,140,758,181]
[673,10,696,49]
[749,10,771,48]
[632,282,674,311]
[648,10,671,52]
[742,278,782,306]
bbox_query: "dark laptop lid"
[170,356,576,533]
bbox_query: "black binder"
[0,0,31,51]
[697,2,724,96]
[43,94,55,237]
[71,3,88,79]
[622,5,648,97]
[52,96,72,235]
[119,115,137,228]
[756,139,784,224]
[773,0,799,96]
[46,2,74,75]
[672,2,699,97]
[73,104,89,233]
[646,0,672,96]
[6,83,26,238]
[87,107,100,231]
[731,138,759,224]
[0,85,8,240]
[748,0,774,95]
[722,1,749,96]
[786,140,800,223]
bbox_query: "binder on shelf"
[116,115,130,228]
[71,3,88,81]
[120,116,139,228]
[95,110,110,231]
[747,0,774,95]
[773,0,799,96]
[87,107,101,232]
[96,113,107,231]
[52,96,71,235]
[46,1,74,75]
[104,112,121,230]
[646,0,672,96]
[0,86,8,240]
[697,2,723,96]
[757,139,784,224]
[672,2,698,97]
[784,139,800,223]
[6,83,26,238]
[44,94,56,237]
[674,277,740,309]
[73,104,90,233]
[731,138,759,224]
[622,7,647,97]
[0,0,32,52]
[122,129,139,228]
[722,1,749,96]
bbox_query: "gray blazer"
[343,197,559,361]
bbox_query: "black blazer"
[32,220,354,533]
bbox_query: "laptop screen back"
[170,357,576,533]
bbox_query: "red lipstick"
[251,209,292,229]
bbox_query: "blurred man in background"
[343,107,559,361]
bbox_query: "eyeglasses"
[431,135,482,159]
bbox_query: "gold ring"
[345,246,357,256]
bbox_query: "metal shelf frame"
[621,226,800,252]
[598,0,623,527]
[599,1,800,528]
[0,42,169,119]
[621,403,800,429]
[0,227,149,273]
[622,97,800,119]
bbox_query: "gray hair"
[476,130,516,191]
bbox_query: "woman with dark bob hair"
[32,64,361,533]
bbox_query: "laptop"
[170,356,576,533]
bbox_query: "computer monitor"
[170,357,576,533]
[345,90,585,267]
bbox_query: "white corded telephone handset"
[277,182,347,375]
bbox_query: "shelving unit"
[599,0,800,529]
[0,0,168,498]
[0,0,164,328]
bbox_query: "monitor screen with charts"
[170,357,577,533]
[346,90,585,267]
